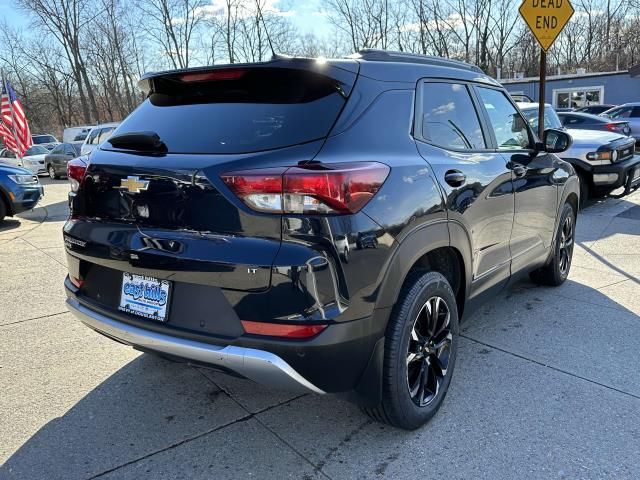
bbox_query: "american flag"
[1,79,32,158]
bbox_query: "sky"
[0,0,332,37]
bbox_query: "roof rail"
[348,49,484,74]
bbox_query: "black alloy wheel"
[362,271,459,430]
[406,296,453,407]
[558,214,574,278]
[530,202,576,286]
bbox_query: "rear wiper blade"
[107,131,168,153]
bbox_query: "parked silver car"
[601,103,640,144]
[519,103,640,207]
[558,111,631,136]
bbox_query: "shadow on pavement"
[2,275,639,480]
[0,219,20,233]
[18,200,69,223]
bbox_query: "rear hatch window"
[106,68,349,154]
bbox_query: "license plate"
[119,273,170,321]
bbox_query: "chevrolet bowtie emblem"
[119,176,149,193]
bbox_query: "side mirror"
[542,128,572,154]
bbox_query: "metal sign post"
[538,50,546,140]
[519,0,575,139]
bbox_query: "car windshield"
[32,135,57,144]
[522,106,563,130]
[25,145,49,155]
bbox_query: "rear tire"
[48,165,58,180]
[362,271,458,430]
[530,202,576,287]
[0,197,6,222]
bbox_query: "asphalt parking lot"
[1,179,639,480]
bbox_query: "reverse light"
[241,320,327,339]
[67,157,88,192]
[221,162,390,215]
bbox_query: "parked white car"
[63,125,94,144]
[31,134,60,151]
[80,122,119,156]
[0,145,48,174]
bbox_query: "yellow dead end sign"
[519,0,575,51]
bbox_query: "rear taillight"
[67,158,87,192]
[605,123,618,132]
[221,162,390,215]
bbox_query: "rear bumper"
[66,296,326,394]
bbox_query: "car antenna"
[255,0,276,60]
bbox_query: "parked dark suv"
[64,50,579,430]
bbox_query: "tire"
[530,202,576,287]
[0,197,6,222]
[362,271,459,430]
[577,173,589,210]
[342,248,349,263]
[48,165,58,180]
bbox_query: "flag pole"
[0,69,25,162]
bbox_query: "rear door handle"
[444,170,466,187]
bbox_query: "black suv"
[64,50,579,430]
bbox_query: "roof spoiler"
[137,56,360,96]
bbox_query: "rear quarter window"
[108,68,347,154]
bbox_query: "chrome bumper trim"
[66,298,325,394]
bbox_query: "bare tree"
[137,0,207,69]
[16,0,102,123]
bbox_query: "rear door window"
[108,68,348,154]
[609,106,632,119]
[419,82,486,150]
